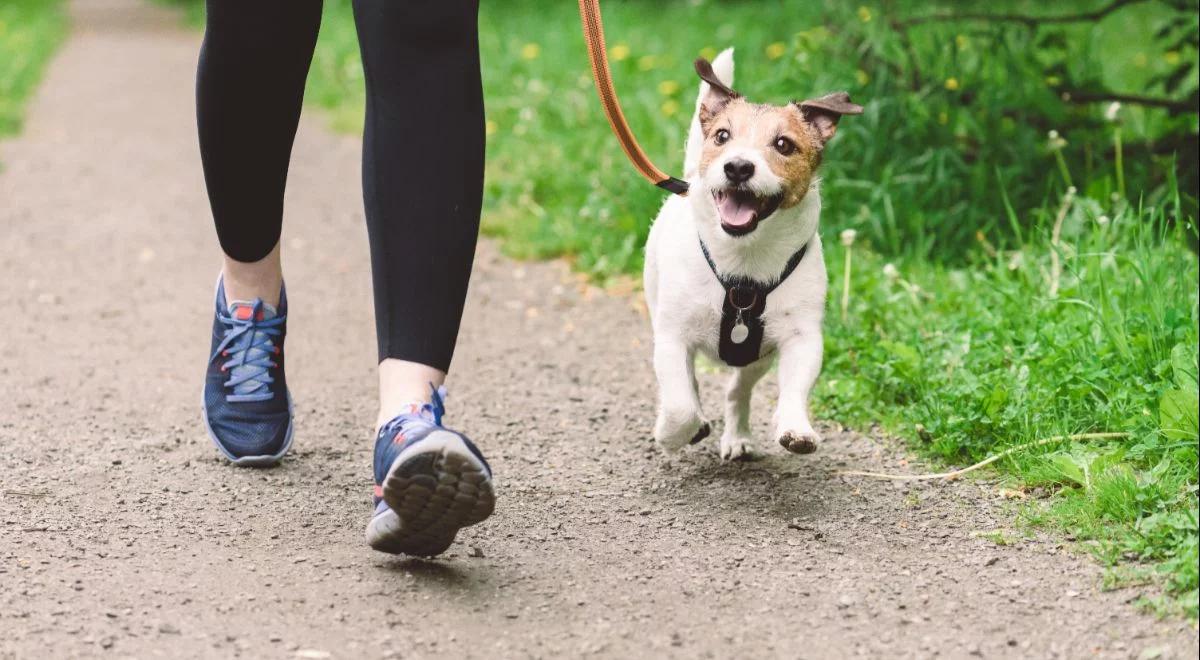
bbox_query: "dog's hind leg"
[653,339,709,451]
[719,357,771,460]
[774,326,824,454]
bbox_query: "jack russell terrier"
[644,48,862,460]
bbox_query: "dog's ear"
[795,92,863,145]
[695,58,740,131]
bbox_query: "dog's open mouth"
[713,188,783,236]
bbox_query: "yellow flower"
[657,80,680,96]
[857,6,872,22]
[1165,51,1181,65]
[610,43,630,61]
[1134,52,1148,67]
[520,43,540,60]
[765,42,787,60]
[1045,75,1061,86]
[938,111,949,125]
[638,55,658,71]
[485,120,498,136]
[855,69,870,86]
[955,34,968,50]
[661,100,680,117]
[944,77,959,91]
[699,46,718,61]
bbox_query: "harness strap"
[698,237,809,367]
[699,239,809,295]
[578,0,689,196]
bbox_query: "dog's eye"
[714,129,731,145]
[774,137,796,156]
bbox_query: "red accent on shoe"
[392,433,407,445]
[373,484,383,498]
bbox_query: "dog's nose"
[724,159,755,184]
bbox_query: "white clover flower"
[840,229,858,246]
[883,263,899,281]
[1096,215,1110,226]
[1047,130,1067,151]
[1066,186,1077,196]
[1104,102,1121,122]
[1048,130,1059,139]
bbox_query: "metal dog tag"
[730,322,749,344]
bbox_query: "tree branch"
[1060,88,1197,114]
[895,0,1153,28]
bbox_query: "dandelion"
[610,43,630,61]
[944,77,959,91]
[1165,50,1181,65]
[840,229,857,322]
[1104,102,1121,123]
[520,43,540,60]
[657,80,680,96]
[857,6,872,22]
[938,111,949,125]
[766,42,787,60]
[485,120,498,136]
[1044,75,1061,87]
[660,100,680,117]
[883,263,899,281]
[638,55,658,71]
[955,34,969,50]
[855,69,870,86]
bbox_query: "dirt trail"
[1,1,1195,658]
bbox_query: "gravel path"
[1,1,1196,658]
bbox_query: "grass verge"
[0,0,68,140]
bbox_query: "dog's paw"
[778,430,821,455]
[655,409,709,451]
[719,434,752,461]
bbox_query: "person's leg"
[197,0,323,306]
[353,0,493,556]
[352,0,485,426]
[197,0,322,465]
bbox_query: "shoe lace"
[211,299,285,403]
[379,384,448,438]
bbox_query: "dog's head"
[692,58,861,238]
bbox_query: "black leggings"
[197,0,484,372]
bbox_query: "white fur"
[645,50,827,459]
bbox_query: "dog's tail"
[684,47,734,179]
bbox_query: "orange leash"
[578,0,689,196]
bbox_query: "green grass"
[0,0,68,139]
[165,0,1200,616]
[821,186,1199,617]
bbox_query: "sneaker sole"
[365,431,495,557]
[200,390,294,468]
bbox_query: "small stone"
[468,546,485,558]
[295,651,332,660]
[158,623,180,635]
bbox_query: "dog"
[643,48,862,460]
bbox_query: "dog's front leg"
[653,339,709,451]
[720,358,771,460]
[774,326,823,454]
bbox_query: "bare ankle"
[377,359,447,429]
[222,242,283,307]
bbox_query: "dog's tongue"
[718,193,757,228]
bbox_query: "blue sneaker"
[201,277,293,467]
[366,387,495,556]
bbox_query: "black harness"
[699,238,809,367]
